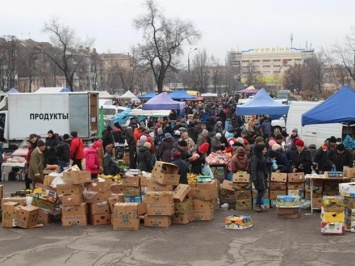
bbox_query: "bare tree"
[302,55,324,94]
[283,63,303,93]
[244,62,261,87]
[0,35,19,91]
[134,0,200,93]
[191,49,209,93]
[34,18,94,91]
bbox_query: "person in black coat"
[44,130,59,165]
[328,144,353,171]
[103,144,120,176]
[250,144,268,212]
[171,151,189,184]
[56,134,70,171]
[268,149,291,173]
[291,139,312,174]
[137,142,153,172]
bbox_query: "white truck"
[285,101,344,148]
[0,92,99,149]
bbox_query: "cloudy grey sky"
[1,0,354,64]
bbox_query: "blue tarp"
[302,85,355,126]
[60,88,71,92]
[142,92,185,110]
[236,88,289,116]
[138,91,156,99]
[169,90,196,100]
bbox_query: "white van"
[286,101,344,148]
[102,105,127,125]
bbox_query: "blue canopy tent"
[139,91,156,99]
[302,85,355,126]
[236,88,289,116]
[142,92,186,110]
[169,90,196,100]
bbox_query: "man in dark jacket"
[171,151,189,184]
[44,130,59,165]
[137,142,153,172]
[328,144,353,171]
[56,134,70,172]
[125,127,136,169]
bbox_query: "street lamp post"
[188,48,197,73]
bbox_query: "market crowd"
[23,95,354,212]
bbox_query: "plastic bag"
[343,134,355,149]
[50,175,64,188]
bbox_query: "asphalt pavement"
[1,180,355,266]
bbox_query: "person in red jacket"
[70,131,84,170]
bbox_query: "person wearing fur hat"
[328,144,353,171]
[159,133,174,163]
[181,131,196,155]
[250,144,268,212]
[44,129,59,165]
[291,139,312,174]
[230,147,249,173]
[137,142,153,172]
[190,142,209,175]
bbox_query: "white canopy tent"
[118,90,138,99]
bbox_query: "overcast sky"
[1,0,354,65]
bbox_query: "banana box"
[287,189,305,198]
[321,222,345,235]
[276,195,301,208]
[345,208,355,221]
[225,215,252,230]
[322,196,345,212]
[339,183,355,197]
[344,218,355,232]
[321,207,345,223]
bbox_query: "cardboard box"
[287,172,305,182]
[277,207,301,219]
[324,180,341,191]
[145,191,174,204]
[233,182,252,191]
[33,184,58,203]
[193,209,214,221]
[269,190,287,200]
[1,197,26,207]
[270,173,287,183]
[89,213,111,225]
[86,180,112,192]
[173,184,191,202]
[113,219,140,230]
[113,203,138,221]
[61,194,84,207]
[15,205,40,229]
[121,175,140,187]
[107,194,125,212]
[276,195,301,208]
[343,166,355,178]
[137,202,147,215]
[152,162,180,186]
[235,199,252,210]
[85,190,111,204]
[321,222,345,235]
[61,215,87,226]
[111,183,123,194]
[56,183,84,196]
[232,172,250,183]
[323,196,345,212]
[189,187,218,201]
[147,180,173,191]
[121,186,141,197]
[63,171,91,184]
[89,202,110,215]
[172,212,194,225]
[287,182,305,190]
[144,215,172,227]
[312,198,323,209]
[220,188,236,197]
[146,203,175,215]
[174,197,193,214]
[345,208,355,221]
[235,190,252,200]
[2,202,19,228]
[220,180,234,192]
[62,203,87,216]
[37,210,50,224]
[343,197,355,209]
[140,175,149,187]
[193,199,214,211]
[31,197,56,212]
[339,183,355,197]
[196,179,218,189]
[321,207,345,223]
[269,182,287,190]
[287,189,305,198]
[252,189,270,200]
[43,175,56,186]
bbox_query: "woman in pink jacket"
[85,141,102,179]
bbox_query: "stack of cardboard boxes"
[270,173,287,207]
[339,182,355,232]
[113,203,140,230]
[86,180,111,225]
[172,184,193,224]
[190,180,218,220]
[321,196,345,235]
[287,173,305,198]
[275,195,301,219]
[220,180,236,209]
[232,172,253,210]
